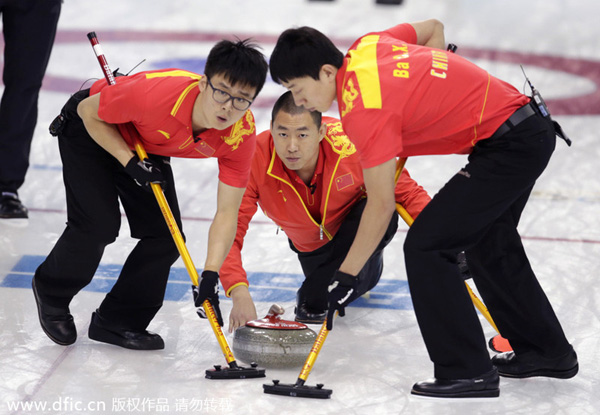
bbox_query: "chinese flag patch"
[195,141,216,157]
[335,173,354,191]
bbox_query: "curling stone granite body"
[232,304,318,368]
[233,325,317,368]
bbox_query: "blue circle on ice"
[151,58,207,74]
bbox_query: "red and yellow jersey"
[219,117,431,295]
[336,23,529,168]
[90,68,256,188]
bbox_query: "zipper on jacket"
[266,142,340,242]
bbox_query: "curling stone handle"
[267,304,285,317]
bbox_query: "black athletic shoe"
[294,291,327,324]
[411,368,500,398]
[0,192,28,219]
[88,310,164,350]
[491,347,578,379]
[32,277,76,345]
[294,294,327,324]
[294,303,327,324]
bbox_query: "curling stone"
[233,304,317,368]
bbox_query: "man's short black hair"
[205,38,268,98]
[270,27,344,84]
[271,91,322,127]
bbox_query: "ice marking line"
[38,29,600,115]
[522,236,600,244]
[2,256,412,309]
[250,284,298,292]
[2,270,194,285]
[10,346,75,415]
[30,164,62,171]
[25,209,600,244]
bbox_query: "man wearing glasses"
[31,39,268,350]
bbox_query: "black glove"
[124,156,166,192]
[192,270,224,327]
[326,270,358,330]
[457,251,472,280]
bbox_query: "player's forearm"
[77,95,134,166]
[339,159,397,276]
[205,181,245,272]
[204,210,238,272]
[338,197,396,276]
[412,18,445,49]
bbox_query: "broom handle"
[296,319,332,385]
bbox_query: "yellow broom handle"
[298,319,332,382]
[133,139,236,363]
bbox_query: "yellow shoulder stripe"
[347,35,382,109]
[171,81,199,116]
[144,70,202,116]
[145,70,202,80]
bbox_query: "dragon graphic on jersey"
[341,78,359,118]
[222,111,255,150]
[326,121,356,157]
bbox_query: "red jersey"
[219,117,431,295]
[336,23,530,168]
[90,68,257,188]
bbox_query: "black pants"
[404,111,571,379]
[0,0,61,192]
[34,90,182,330]
[291,198,399,311]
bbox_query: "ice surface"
[1,1,599,414]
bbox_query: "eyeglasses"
[206,77,253,111]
